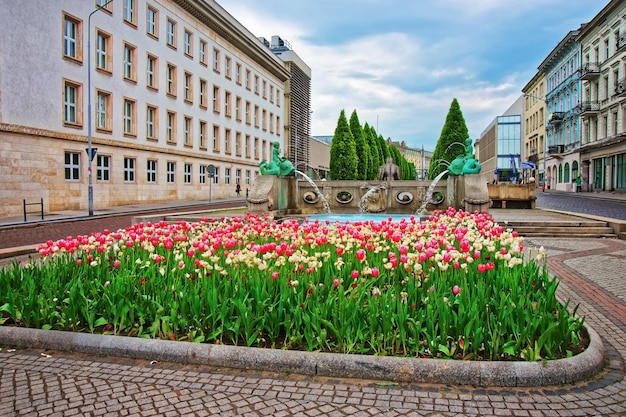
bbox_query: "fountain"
[416,170,449,215]
[296,170,332,214]
[358,185,387,213]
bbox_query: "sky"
[216,0,604,151]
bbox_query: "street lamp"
[87,0,114,216]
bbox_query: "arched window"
[564,162,570,183]
[558,164,563,183]
[572,161,579,179]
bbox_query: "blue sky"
[216,0,604,151]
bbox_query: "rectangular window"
[184,72,193,102]
[254,75,259,95]
[123,43,137,81]
[167,161,176,183]
[96,30,112,72]
[213,167,219,184]
[262,80,267,99]
[146,105,158,140]
[254,105,259,128]
[235,132,242,157]
[123,0,136,26]
[184,116,192,146]
[146,6,158,38]
[269,112,274,133]
[96,0,113,12]
[167,111,176,143]
[262,139,267,161]
[63,13,82,61]
[199,79,207,108]
[262,109,267,131]
[235,96,242,121]
[96,154,110,182]
[245,69,251,90]
[225,167,231,185]
[184,163,192,184]
[235,63,242,85]
[146,54,158,89]
[225,129,232,154]
[64,151,80,181]
[199,40,207,66]
[199,120,207,149]
[184,30,193,57]
[166,18,176,48]
[212,48,220,72]
[235,169,241,185]
[614,111,619,136]
[63,80,82,126]
[245,135,251,158]
[123,99,136,136]
[147,159,157,183]
[224,91,231,117]
[124,157,135,182]
[167,63,177,96]
[212,85,220,112]
[225,56,232,79]
[213,125,220,152]
[270,85,274,103]
[199,165,207,184]
[254,137,259,159]
[245,101,251,125]
[95,90,111,131]
[276,116,281,136]
[245,170,251,185]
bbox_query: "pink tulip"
[113,260,121,268]
[371,267,379,278]
[453,285,460,296]
[356,249,365,261]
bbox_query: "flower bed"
[0,208,584,361]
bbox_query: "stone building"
[0,0,292,216]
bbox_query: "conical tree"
[330,110,358,180]
[349,110,370,180]
[428,98,470,180]
[378,134,390,164]
[364,123,380,180]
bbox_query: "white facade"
[0,0,290,216]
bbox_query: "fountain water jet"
[416,170,448,215]
[296,170,332,214]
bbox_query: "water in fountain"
[416,169,449,215]
[296,170,332,214]
[359,186,379,213]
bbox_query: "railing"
[618,33,626,51]
[579,101,600,113]
[580,62,601,80]
[548,112,565,124]
[23,198,44,222]
[615,78,626,97]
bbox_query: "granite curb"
[0,323,605,387]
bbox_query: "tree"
[329,110,358,180]
[428,98,470,180]
[364,123,380,180]
[349,110,370,180]
[378,134,390,164]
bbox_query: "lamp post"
[87,0,114,216]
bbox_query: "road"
[536,191,626,220]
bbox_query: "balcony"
[580,62,600,80]
[615,78,626,98]
[548,111,565,124]
[579,101,600,116]
[548,145,564,154]
[618,33,626,51]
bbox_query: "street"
[536,190,626,220]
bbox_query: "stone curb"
[0,323,605,387]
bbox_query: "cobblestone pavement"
[2,196,626,416]
[536,191,626,221]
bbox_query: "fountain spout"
[296,170,332,214]
[416,170,448,215]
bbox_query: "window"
[235,169,241,185]
[269,85,274,103]
[146,54,158,89]
[245,101,251,125]
[254,75,259,95]
[63,13,82,62]
[124,157,135,182]
[225,167,231,185]
[245,170,251,186]
[245,69,251,90]
[167,162,176,183]
[212,48,220,72]
[96,0,113,12]
[262,109,267,131]
[184,163,192,184]
[123,43,137,81]
[235,63,242,85]
[167,111,176,143]
[184,72,193,102]
[254,137,259,159]
[235,132,242,156]
[199,165,207,184]
[95,90,111,132]
[166,18,176,48]
[213,125,220,152]
[225,56,232,79]
[212,85,220,112]
[146,6,158,38]
[123,99,136,136]
[262,80,267,99]
[254,105,259,128]
[96,154,110,182]
[225,129,232,154]
[63,80,82,126]
[146,105,158,140]
[184,30,192,57]
[199,120,207,149]
[123,0,136,25]
[245,135,250,158]
[166,63,177,96]
[184,116,192,146]
[64,151,80,181]
[269,112,274,133]
[235,96,242,121]
[96,30,112,72]
[276,116,281,136]
[605,39,610,60]
[614,111,619,136]
[199,79,207,108]
[262,139,267,161]
[224,91,231,117]
[147,159,157,183]
[199,40,207,66]
[213,166,219,184]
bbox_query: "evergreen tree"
[365,123,380,180]
[378,134,390,163]
[349,110,370,180]
[329,110,358,180]
[428,98,470,180]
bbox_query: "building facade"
[521,72,547,184]
[0,0,291,217]
[577,0,626,192]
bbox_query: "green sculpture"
[448,138,482,176]
[260,141,295,176]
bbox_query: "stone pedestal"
[247,176,295,215]
[458,174,490,213]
